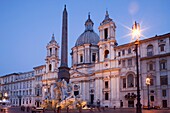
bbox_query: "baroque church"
[69,10,170,108]
[0,6,170,108]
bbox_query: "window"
[80,54,83,62]
[118,60,121,65]
[128,48,131,54]
[55,48,57,56]
[150,96,154,101]
[162,90,166,97]
[160,60,167,70]
[104,50,109,59]
[123,78,126,88]
[23,91,25,95]
[148,63,153,71]
[30,89,32,95]
[35,86,42,96]
[122,50,125,55]
[105,81,108,88]
[147,45,153,56]
[49,48,52,56]
[160,76,168,85]
[128,59,132,66]
[105,92,109,100]
[127,74,134,87]
[122,60,126,67]
[159,44,165,52]
[26,90,28,95]
[150,78,154,86]
[49,64,52,71]
[118,52,121,57]
[104,28,108,40]
[92,53,96,62]
[135,77,137,87]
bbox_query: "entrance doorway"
[162,100,167,108]
[90,94,94,104]
[120,100,123,107]
[36,101,40,107]
[128,100,134,107]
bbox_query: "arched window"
[80,54,83,63]
[147,45,153,56]
[104,50,109,59]
[55,48,57,56]
[127,74,134,88]
[49,48,52,56]
[49,64,52,71]
[104,28,108,40]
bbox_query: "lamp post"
[132,21,142,113]
[146,77,150,110]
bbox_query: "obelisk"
[58,5,70,83]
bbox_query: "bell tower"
[98,10,117,61]
[98,10,116,42]
[45,34,59,73]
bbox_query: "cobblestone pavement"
[1,107,170,113]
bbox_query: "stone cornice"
[0,78,35,86]
[115,33,170,49]
[140,53,170,60]
[95,68,120,74]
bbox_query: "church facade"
[0,7,170,108]
[70,11,170,108]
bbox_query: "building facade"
[0,34,59,107]
[70,11,170,108]
[0,8,170,108]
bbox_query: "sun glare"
[120,21,148,43]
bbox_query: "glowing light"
[132,21,140,40]
[44,88,47,92]
[4,92,8,97]
[119,20,148,43]
[146,77,150,85]
[2,98,6,101]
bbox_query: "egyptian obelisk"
[58,5,70,83]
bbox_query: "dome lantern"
[85,13,94,32]
[75,13,99,47]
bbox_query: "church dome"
[75,14,99,46]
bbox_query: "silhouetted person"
[97,99,101,112]
[27,106,30,112]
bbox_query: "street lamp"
[146,77,150,110]
[132,21,142,113]
[4,92,8,97]
[44,87,47,92]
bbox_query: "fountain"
[42,79,87,112]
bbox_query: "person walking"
[97,99,101,112]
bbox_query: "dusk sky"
[0,0,170,75]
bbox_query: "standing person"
[97,99,101,112]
